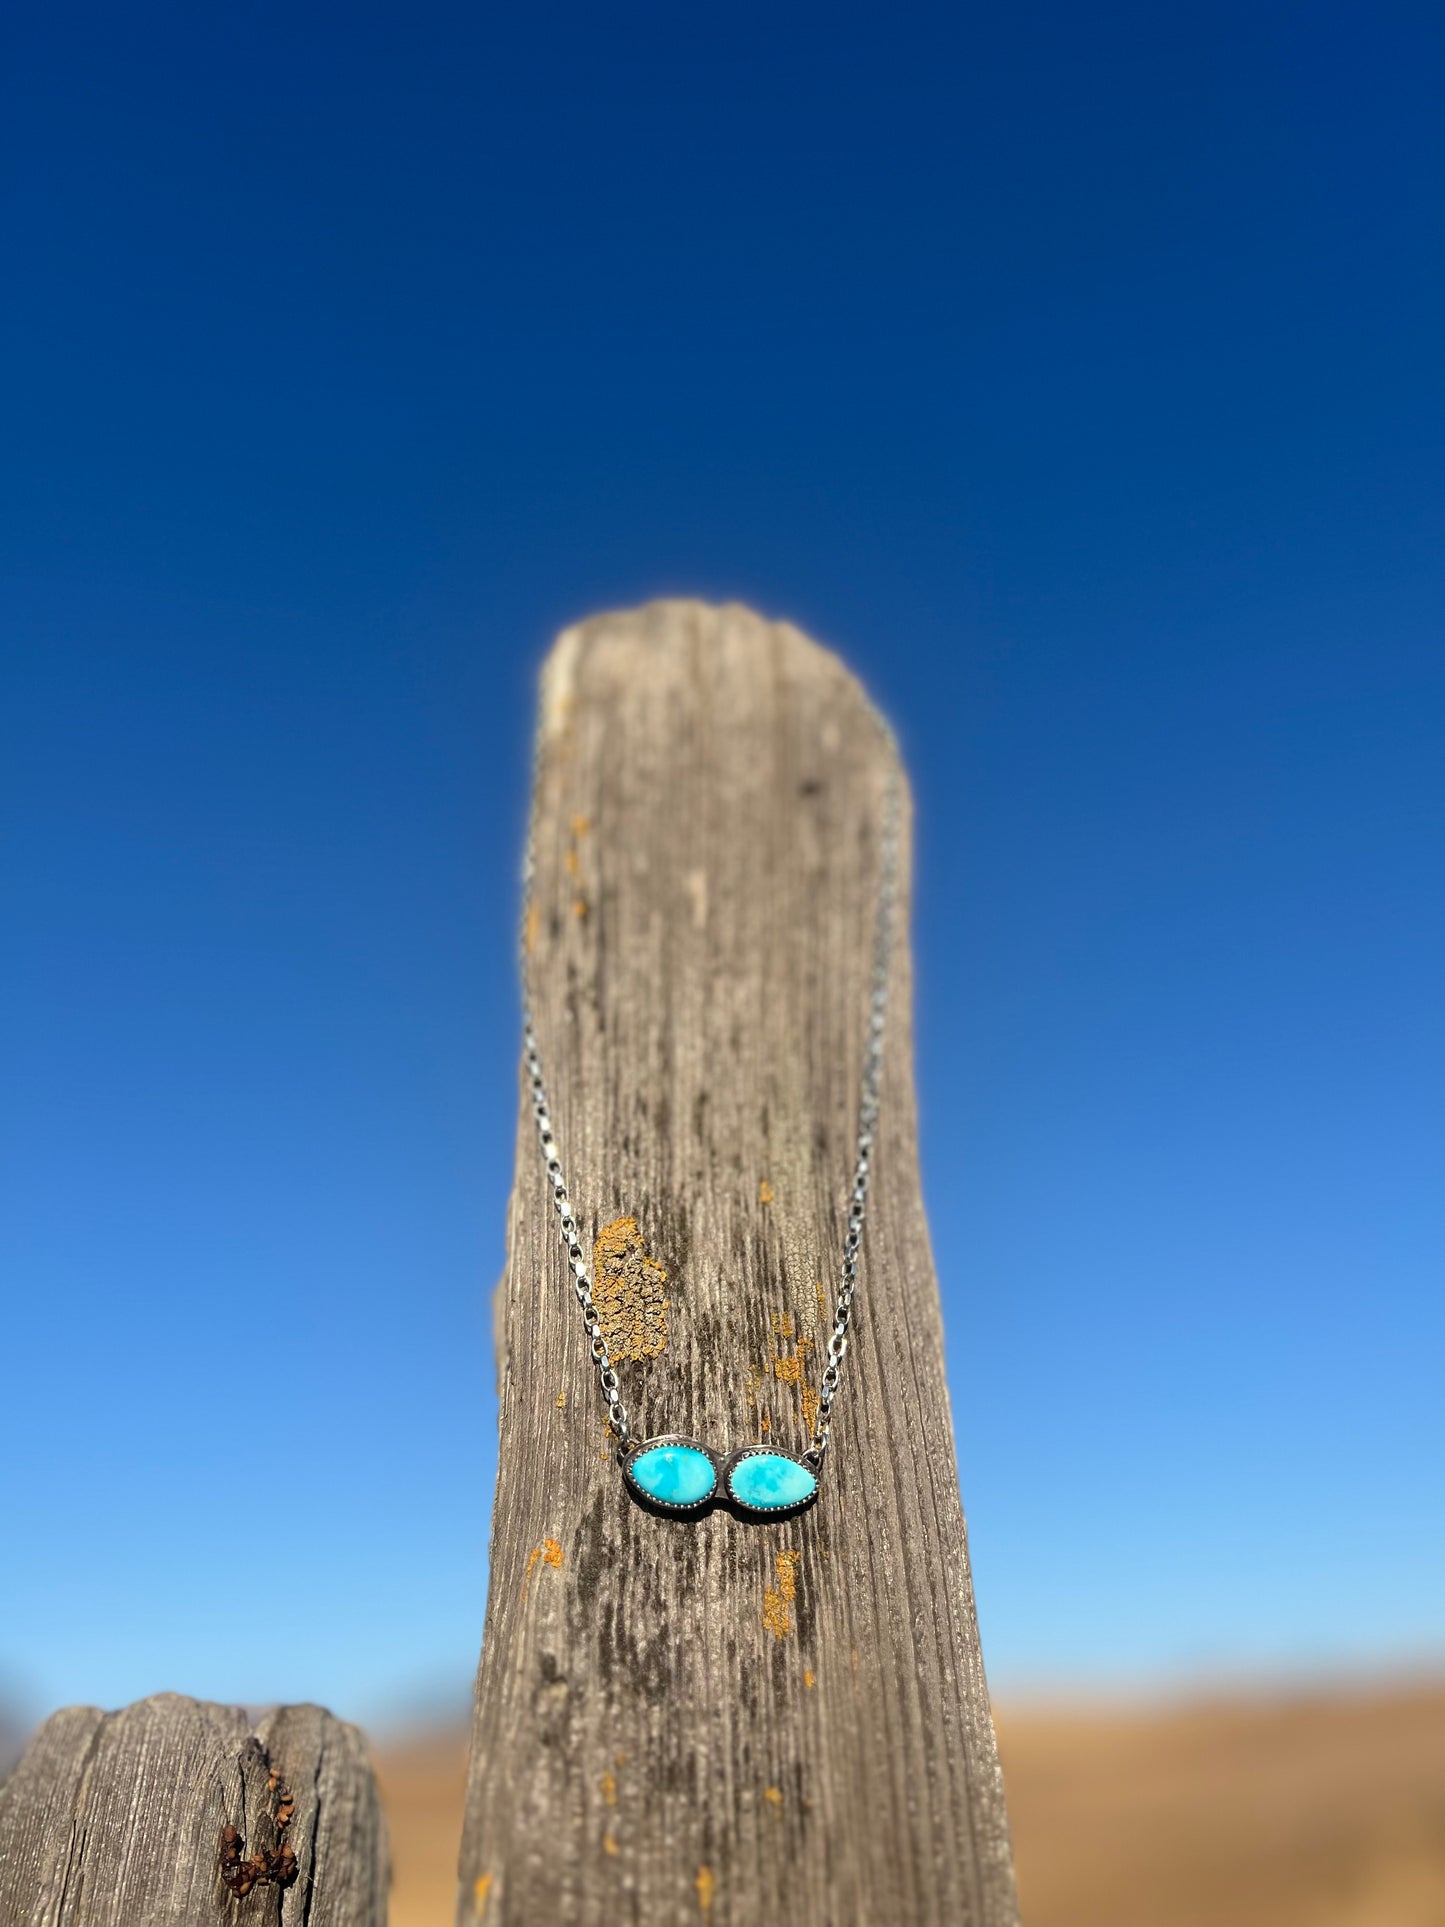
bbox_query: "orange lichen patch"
[571,815,590,839]
[763,1786,783,1807]
[524,904,539,954]
[602,1833,618,1856]
[759,1412,771,1432]
[815,1279,830,1322]
[572,897,589,920]
[744,1361,764,1403]
[804,1669,816,1690]
[762,1549,801,1640]
[593,1216,669,1362]
[556,1391,567,1409]
[473,1871,493,1916]
[522,1538,564,1597]
[600,1768,617,1807]
[696,1865,716,1913]
[771,1312,795,1340]
[758,1178,774,1205]
[771,1326,818,1433]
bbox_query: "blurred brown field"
[375,1680,1445,1927]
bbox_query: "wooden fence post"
[460,601,1018,1925]
[0,1695,387,1924]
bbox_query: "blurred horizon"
[4,0,1445,1737]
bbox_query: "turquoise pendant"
[621,1437,821,1519]
[724,1447,819,1516]
[622,1437,720,1514]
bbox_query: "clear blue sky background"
[3,2,1443,1732]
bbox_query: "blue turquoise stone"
[727,1451,818,1511]
[627,1443,717,1508]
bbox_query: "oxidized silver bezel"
[620,1434,722,1515]
[722,1444,821,1518]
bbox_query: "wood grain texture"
[461,600,1018,1927]
[0,1695,387,1926]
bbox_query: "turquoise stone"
[727,1451,818,1512]
[627,1443,717,1508]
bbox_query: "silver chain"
[807,749,901,1469]
[519,715,902,1472]
[519,728,633,1445]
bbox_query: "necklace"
[519,714,902,1520]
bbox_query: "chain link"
[519,711,901,1471]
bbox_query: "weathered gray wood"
[0,1694,387,1925]
[461,601,1018,1925]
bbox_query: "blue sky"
[3,0,1443,1729]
